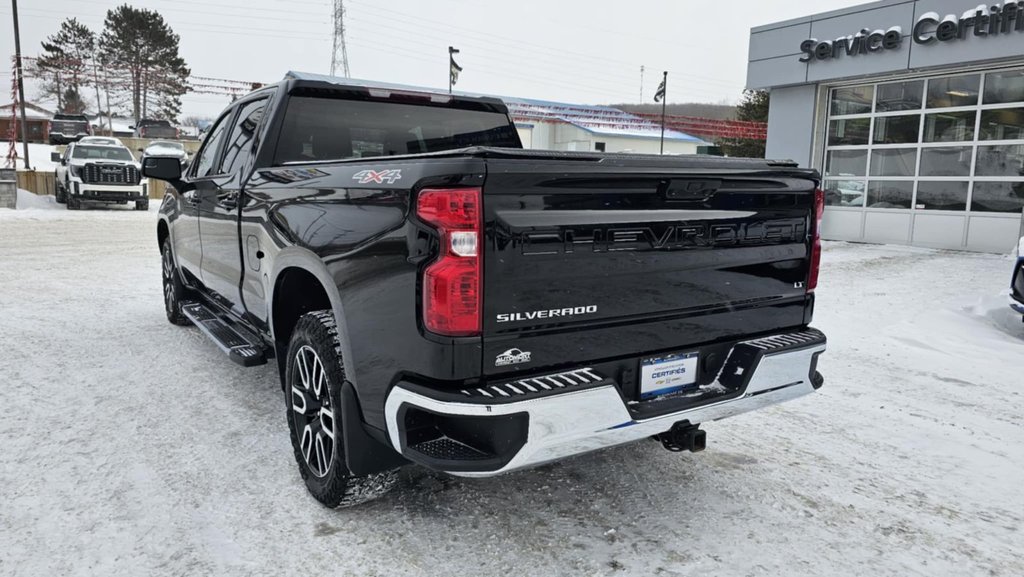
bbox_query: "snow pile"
[0,188,156,219]
[14,188,58,210]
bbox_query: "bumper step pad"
[180,302,268,367]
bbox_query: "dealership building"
[748,0,1024,252]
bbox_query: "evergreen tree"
[99,5,190,123]
[720,90,770,159]
[62,88,89,115]
[35,18,96,112]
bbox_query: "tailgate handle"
[661,179,721,200]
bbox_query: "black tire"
[284,311,398,508]
[160,238,191,326]
[135,199,149,211]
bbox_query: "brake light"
[417,187,482,336]
[808,188,825,292]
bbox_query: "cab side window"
[192,113,232,178]
[220,99,268,176]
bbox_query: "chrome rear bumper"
[384,329,826,477]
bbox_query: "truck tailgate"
[481,156,818,376]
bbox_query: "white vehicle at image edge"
[1011,236,1024,318]
[51,138,148,210]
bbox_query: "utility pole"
[640,65,644,103]
[11,0,30,169]
[92,60,105,135]
[330,0,350,77]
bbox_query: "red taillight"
[808,188,825,292]
[417,187,482,336]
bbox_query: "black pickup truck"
[143,71,828,508]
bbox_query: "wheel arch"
[267,251,352,388]
[269,254,402,475]
[157,218,170,252]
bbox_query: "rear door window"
[274,95,520,164]
[192,112,232,178]
[221,99,268,175]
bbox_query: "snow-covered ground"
[8,142,59,171]
[0,206,1022,576]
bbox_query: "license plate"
[640,352,698,399]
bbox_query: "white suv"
[52,139,148,210]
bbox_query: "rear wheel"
[55,176,66,203]
[161,238,191,326]
[284,311,398,508]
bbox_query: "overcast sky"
[2,0,866,118]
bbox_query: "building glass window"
[982,69,1024,105]
[926,74,980,108]
[823,179,865,207]
[970,182,1024,213]
[824,69,1024,216]
[828,118,870,145]
[830,85,873,115]
[916,181,969,211]
[920,147,972,177]
[870,148,917,176]
[924,111,976,142]
[867,181,913,209]
[825,150,867,177]
[975,144,1024,177]
[979,108,1024,140]
[876,80,924,112]
[873,115,920,144]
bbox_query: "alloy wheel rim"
[290,345,335,478]
[162,249,174,313]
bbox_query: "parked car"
[143,72,827,508]
[51,139,148,210]
[133,118,179,139]
[141,140,189,166]
[78,136,123,146]
[48,113,92,144]
[1012,236,1024,319]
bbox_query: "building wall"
[747,0,1024,91]
[0,118,49,143]
[765,85,819,165]
[748,0,1024,252]
[520,120,700,154]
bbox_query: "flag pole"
[448,46,453,94]
[659,71,667,155]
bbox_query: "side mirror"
[142,156,183,182]
[50,151,61,162]
[128,125,135,130]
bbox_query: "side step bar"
[181,301,268,367]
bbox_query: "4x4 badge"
[495,348,531,367]
[352,169,402,184]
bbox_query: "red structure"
[633,113,767,142]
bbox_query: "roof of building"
[0,102,54,120]
[284,71,710,145]
[503,97,709,144]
